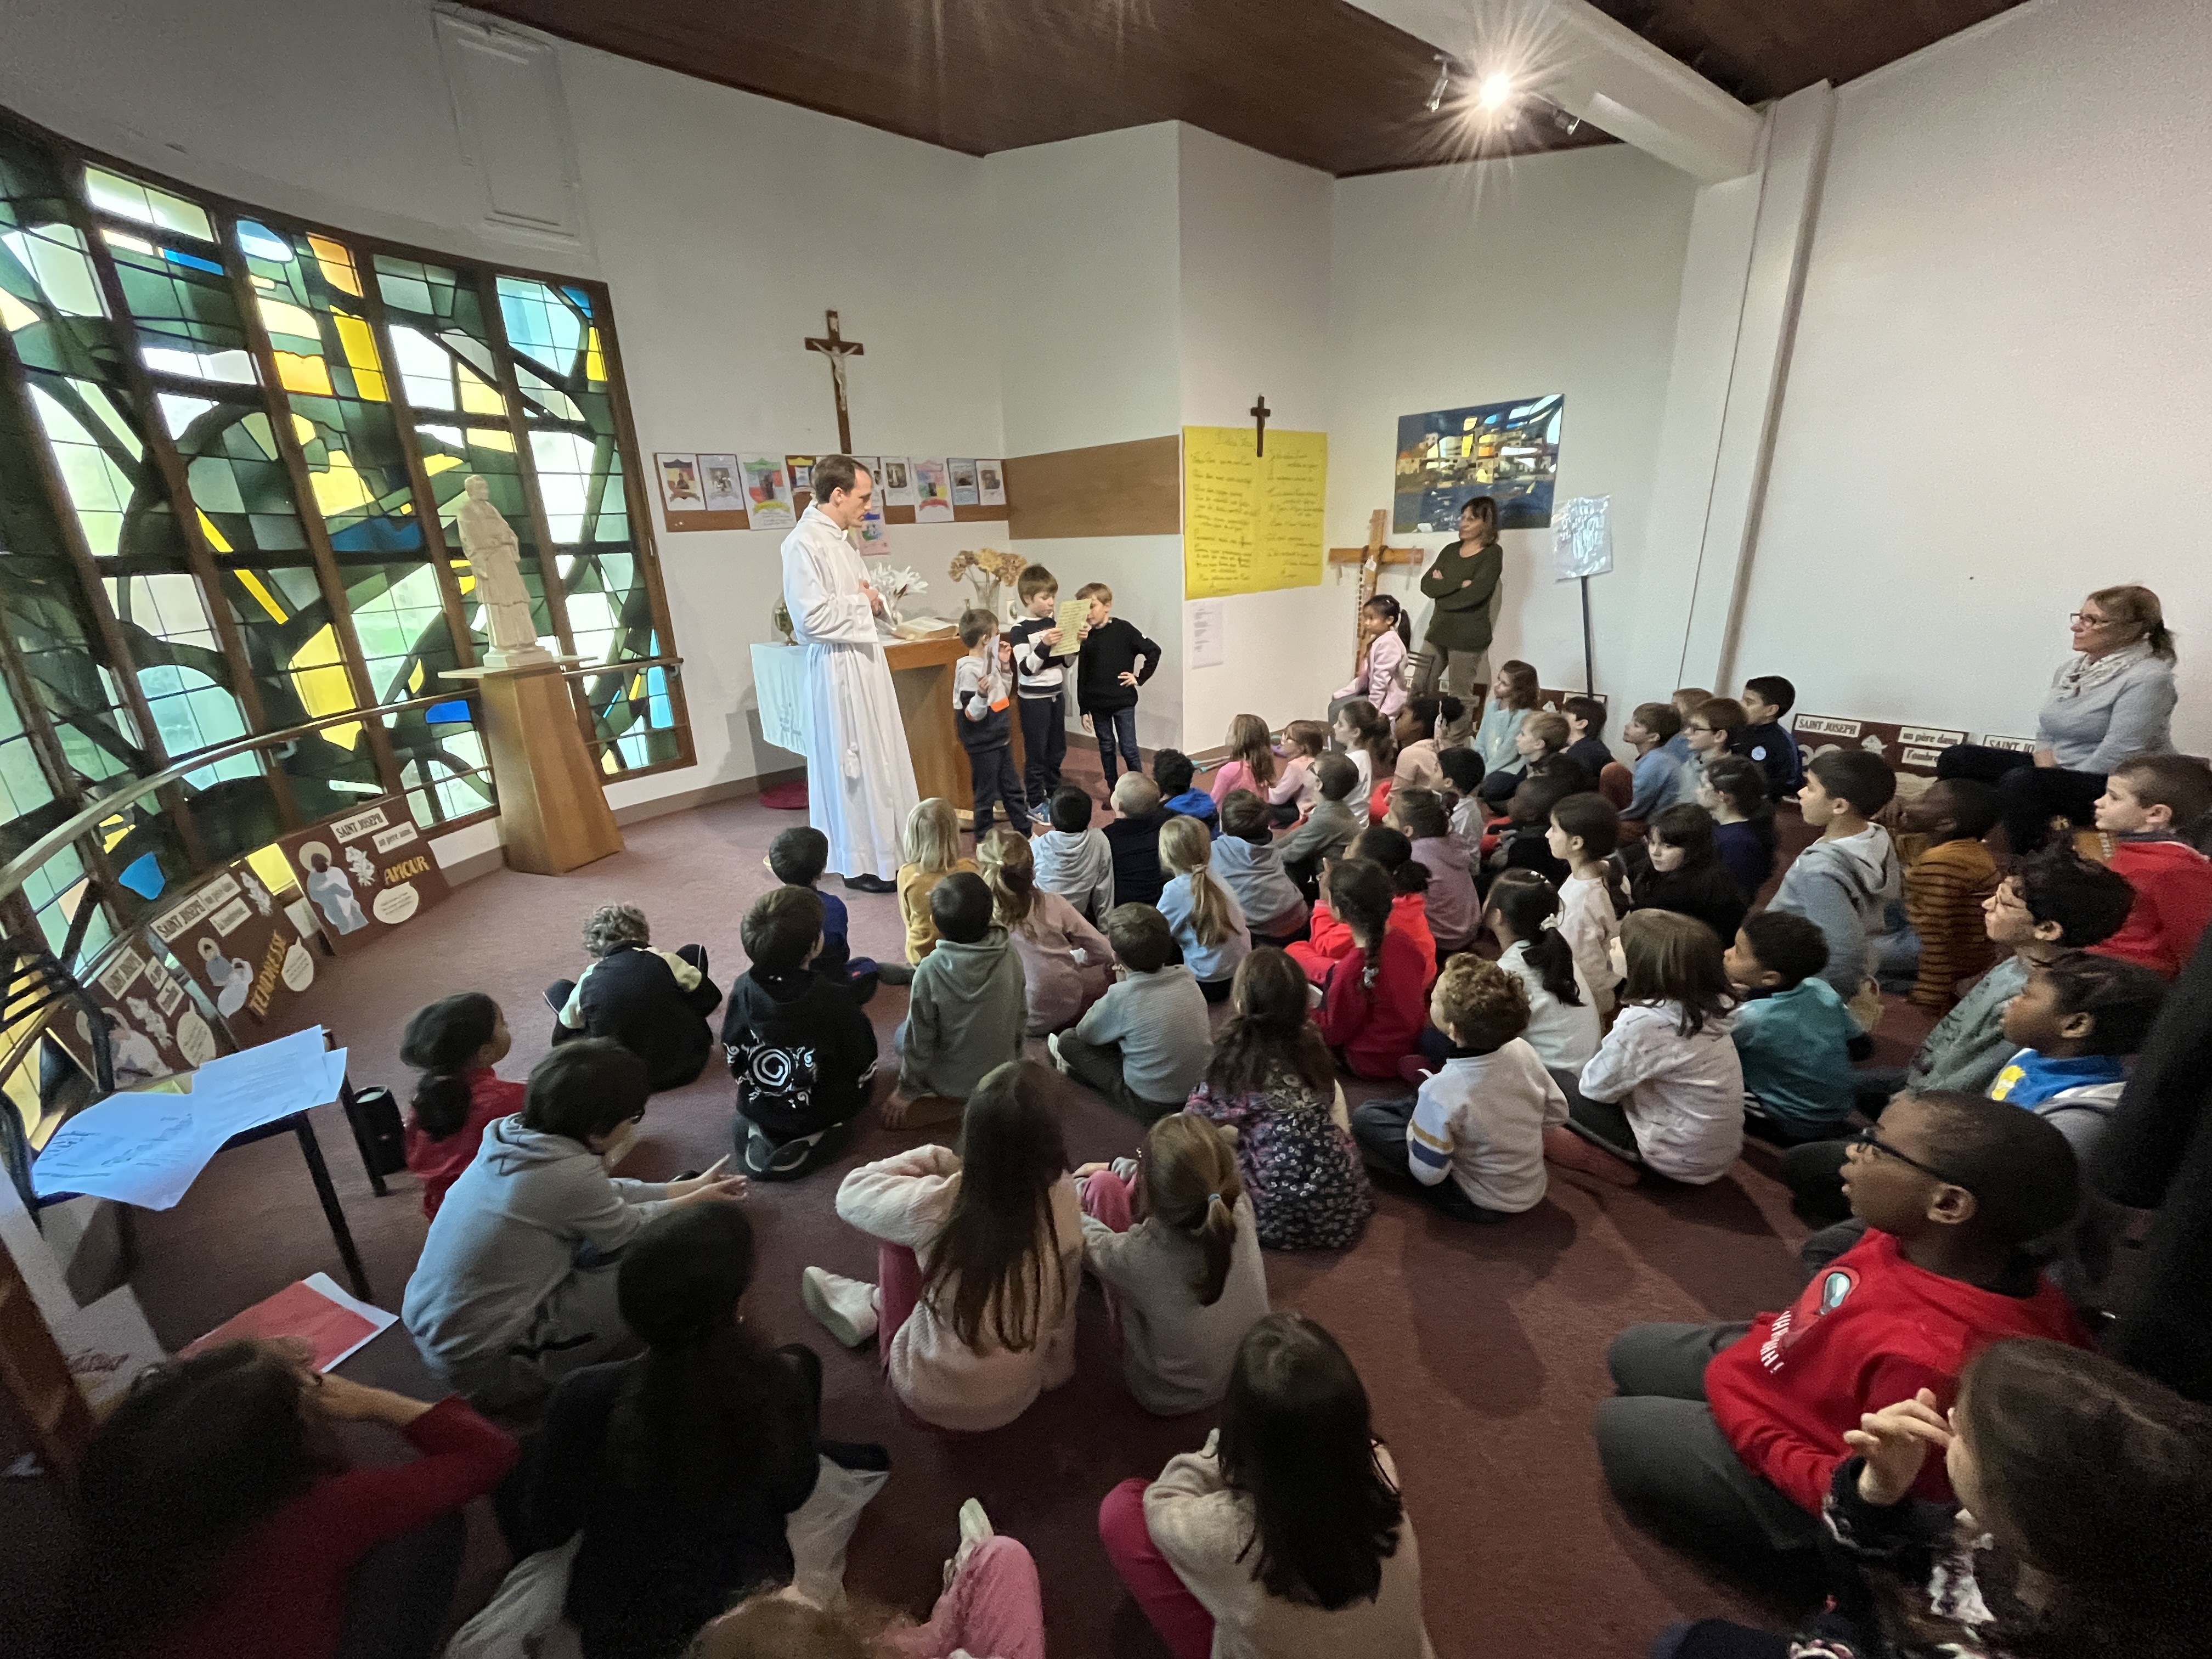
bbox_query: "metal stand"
[1579,575,1597,694]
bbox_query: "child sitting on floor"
[1681,697,1746,789]
[1547,909,1742,1188]
[1159,815,1252,1002]
[1626,804,1748,948]
[2092,753,2212,978]
[1104,772,1171,909]
[1214,788,1310,944]
[1207,713,1280,808]
[1278,752,1361,902]
[1332,593,1412,723]
[1561,695,1613,785]
[1725,910,1865,1147]
[1484,871,1600,1073]
[1480,709,1570,805]
[1353,955,1568,1222]
[1622,702,1690,825]
[1663,688,1711,764]
[1331,697,1393,830]
[1268,719,1329,826]
[1099,1314,1434,1658]
[1076,1112,1271,1417]
[1050,903,1213,1122]
[771,825,894,998]
[978,826,1115,1036]
[1440,747,1487,847]
[1032,783,1115,922]
[1389,786,1478,953]
[1694,754,1778,897]
[1155,749,1220,839]
[1314,857,1430,1082]
[1548,792,1628,1015]
[804,1061,1083,1435]
[1290,825,1439,986]
[1988,948,2166,1158]
[1472,660,1541,775]
[400,991,520,1221]
[546,902,722,1092]
[1885,776,2001,1012]
[889,872,1025,1128]
[1595,1092,2089,1582]
[1391,696,1463,794]
[721,885,879,1179]
[897,797,978,967]
[1736,673,1802,799]
[1485,769,1579,889]
[402,1040,743,1407]
[1186,947,1372,1251]
[1664,1339,2212,1659]
[1770,748,1901,1018]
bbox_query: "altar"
[752,631,1025,814]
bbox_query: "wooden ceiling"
[476,0,2025,177]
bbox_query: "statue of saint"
[455,475,552,668]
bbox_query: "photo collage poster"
[276,795,452,957]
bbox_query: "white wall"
[1735,0,2212,750]
[988,127,1187,754]
[0,0,1005,839]
[1324,146,1697,724]
[1176,127,1335,750]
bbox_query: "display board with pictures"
[150,862,321,1036]
[276,796,452,955]
[71,939,231,1082]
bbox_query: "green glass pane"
[82,166,213,244]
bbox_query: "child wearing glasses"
[1594,1091,2090,1585]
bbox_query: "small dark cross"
[804,309,866,453]
[1250,393,1271,456]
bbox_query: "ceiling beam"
[1346,0,1761,184]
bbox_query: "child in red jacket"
[2092,754,2212,978]
[399,992,522,1220]
[1593,1090,2088,1582]
[1286,825,1438,987]
[1313,857,1430,1081]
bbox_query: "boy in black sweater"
[721,885,878,1179]
[1073,580,1159,791]
[953,607,1029,836]
[547,902,720,1091]
[1006,563,1072,816]
[1738,674,1803,799]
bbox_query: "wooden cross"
[1326,509,1424,676]
[804,309,865,453]
[1250,393,1270,456]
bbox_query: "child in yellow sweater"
[897,798,978,964]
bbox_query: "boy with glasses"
[1594,1091,2089,1585]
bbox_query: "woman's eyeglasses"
[2068,612,2111,627]
[1849,1125,1973,1192]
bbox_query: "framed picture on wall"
[655,453,704,514]
[786,454,818,496]
[976,459,1007,509]
[877,455,915,506]
[912,458,953,522]
[698,453,746,512]
[947,458,980,507]
[740,454,796,531]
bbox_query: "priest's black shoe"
[843,872,896,894]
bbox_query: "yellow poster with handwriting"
[1182,426,1327,600]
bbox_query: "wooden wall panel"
[1005,437,1182,541]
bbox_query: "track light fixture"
[1425,54,1454,114]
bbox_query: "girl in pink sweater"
[1209,713,1282,806]
[1333,595,1411,719]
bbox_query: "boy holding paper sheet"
[1006,563,1075,814]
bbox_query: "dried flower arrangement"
[947,546,1028,620]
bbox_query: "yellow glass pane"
[408,661,425,693]
[100,812,130,853]
[275,351,334,395]
[458,368,504,417]
[306,234,363,297]
[257,296,320,340]
[422,454,464,476]
[306,449,376,516]
[465,427,515,452]
[332,314,388,401]
[320,721,364,751]
[583,326,606,385]
[291,622,347,670]
[0,291,37,332]
[195,509,235,556]
[246,842,302,898]
[234,568,288,623]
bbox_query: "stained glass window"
[0,111,685,969]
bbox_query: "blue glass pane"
[424,699,470,725]
[117,850,166,898]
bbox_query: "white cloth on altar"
[780,505,918,880]
[749,643,809,755]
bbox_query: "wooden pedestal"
[445,662,623,874]
[885,633,1026,811]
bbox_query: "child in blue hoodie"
[1154,748,1220,839]
[1724,910,1867,1145]
[1988,947,2165,1158]
[1768,748,1900,1013]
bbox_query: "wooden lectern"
[444,662,624,874]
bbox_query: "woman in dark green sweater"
[1412,495,1505,735]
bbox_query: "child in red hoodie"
[1594,1089,2087,1582]
[1313,857,1431,1081]
[400,992,522,1220]
[1286,825,1438,987]
[2091,754,2212,978]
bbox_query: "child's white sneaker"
[1046,1032,1070,1075]
[945,1497,995,1587]
[802,1267,881,1347]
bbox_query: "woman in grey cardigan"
[1938,584,2177,853]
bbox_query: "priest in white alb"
[779,455,917,893]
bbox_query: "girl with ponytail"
[1483,871,1602,1071]
[399,992,518,1220]
[1158,815,1253,1002]
[1075,1112,1270,1415]
[1314,858,1431,1080]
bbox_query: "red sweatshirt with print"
[2096,836,2212,979]
[1703,1227,2089,1514]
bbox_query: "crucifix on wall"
[804,309,865,453]
[1250,393,1270,456]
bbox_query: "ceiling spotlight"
[1477,71,1516,112]
[1552,106,1581,135]
[1425,54,1453,114]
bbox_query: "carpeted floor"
[118,760,1933,1659]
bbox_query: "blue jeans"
[1092,706,1141,788]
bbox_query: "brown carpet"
[117,766,1932,1659]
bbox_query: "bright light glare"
[1477,71,1516,111]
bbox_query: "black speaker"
[348,1084,408,1178]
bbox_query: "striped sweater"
[1902,838,2000,1013]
